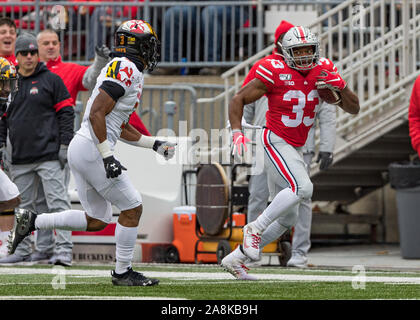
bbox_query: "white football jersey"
[77,57,144,147]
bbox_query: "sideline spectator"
[74,0,145,60]
[155,0,248,75]
[0,33,74,264]
[409,75,420,158]
[286,102,336,268]
[0,18,17,66]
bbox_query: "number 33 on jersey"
[255,57,336,147]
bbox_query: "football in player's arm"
[229,62,359,135]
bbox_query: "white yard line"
[1,267,420,284]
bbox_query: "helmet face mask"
[280,26,319,71]
[0,57,18,103]
[114,20,160,71]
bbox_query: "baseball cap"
[15,33,38,55]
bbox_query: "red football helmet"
[114,20,160,71]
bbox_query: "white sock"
[260,220,288,248]
[35,210,87,231]
[253,188,300,232]
[115,222,137,274]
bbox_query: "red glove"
[316,69,347,92]
[231,129,251,156]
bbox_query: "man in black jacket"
[0,33,74,264]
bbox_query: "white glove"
[152,140,177,160]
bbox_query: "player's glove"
[95,45,111,60]
[316,69,346,92]
[316,151,333,171]
[58,144,68,170]
[231,129,251,157]
[153,140,177,160]
[103,155,127,179]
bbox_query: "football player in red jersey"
[221,26,359,280]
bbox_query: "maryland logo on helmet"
[114,19,160,71]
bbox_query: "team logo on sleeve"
[106,60,122,79]
[106,61,134,87]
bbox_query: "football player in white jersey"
[0,57,21,213]
[6,20,176,286]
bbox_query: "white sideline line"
[1,267,420,284]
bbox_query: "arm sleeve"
[318,102,337,153]
[409,77,420,154]
[100,81,125,102]
[302,124,316,155]
[82,55,110,90]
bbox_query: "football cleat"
[7,208,37,255]
[111,267,159,286]
[242,223,262,261]
[221,247,257,281]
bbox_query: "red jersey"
[253,56,337,147]
[46,55,88,106]
[409,76,420,155]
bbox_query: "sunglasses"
[19,50,38,56]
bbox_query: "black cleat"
[111,267,159,286]
[7,208,37,254]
